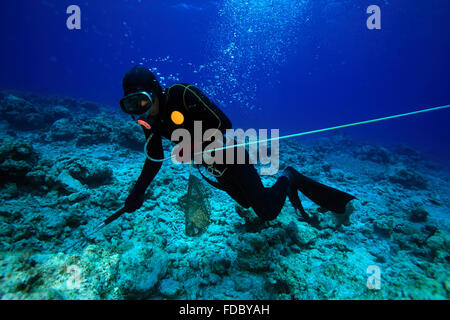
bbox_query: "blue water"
[1,0,449,159]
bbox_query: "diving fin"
[285,166,356,214]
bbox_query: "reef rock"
[117,245,169,299]
[61,157,114,188]
[0,137,39,183]
[394,144,421,161]
[158,278,183,298]
[113,123,146,151]
[286,221,318,247]
[0,94,71,131]
[426,231,449,261]
[47,118,79,141]
[55,170,85,194]
[409,208,429,223]
[353,145,393,164]
[0,95,45,130]
[76,114,114,146]
[373,216,395,238]
[387,164,428,190]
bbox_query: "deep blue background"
[0,1,449,160]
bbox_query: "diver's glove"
[124,191,145,213]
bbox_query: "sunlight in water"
[207,0,310,109]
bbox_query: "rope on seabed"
[144,104,450,162]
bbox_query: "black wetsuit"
[125,83,290,221]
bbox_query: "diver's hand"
[124,192,145,213]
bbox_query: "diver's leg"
[214,142,289,221]
[217,175,251,209]
[218,162,290,221]
[251,174,290,221]
[284,166,356,214]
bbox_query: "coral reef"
[0,91,448,300]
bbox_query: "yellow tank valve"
[171,111,185,125]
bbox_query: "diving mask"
[120,91,153,115]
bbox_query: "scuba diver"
[120,66,355,222]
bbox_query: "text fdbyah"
[179,304,270,317]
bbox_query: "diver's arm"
[124,130,163,213]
